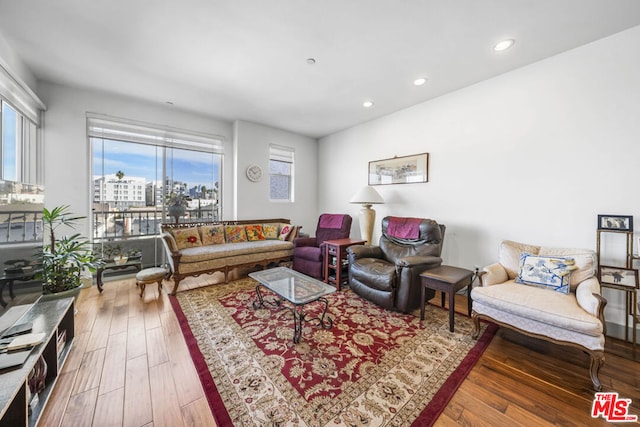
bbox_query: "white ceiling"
[1,0,640,138]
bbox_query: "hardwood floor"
[37,274,218,427]
[36,274,639,426]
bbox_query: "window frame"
[88,114,225,242]
[268,144,294,202]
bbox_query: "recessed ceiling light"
[306,58,316,65]
[414,77,428,86]
[493,39,515,52]
[363,100,374,108]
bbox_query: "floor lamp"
[349,186,384,245]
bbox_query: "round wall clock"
[246,164,263,182]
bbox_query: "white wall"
[35,83,320,238]
[0,30,37,90]
[319,26,640,328]
[234,120,318,233]
[37,81,234,235]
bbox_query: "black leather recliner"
[347,216,445,313]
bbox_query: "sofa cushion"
[245,224,266,241]
[172,228,202,250]
[225,225,247,243]
[262,224,279,240]
[538,247,596,290]
[278,224,294,241]
[179,240,293,263]
[499,240,541,280]
[200,225,225,245]
[515,254,576,294]
[471,281,603,337]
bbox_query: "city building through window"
[88,115,224,251]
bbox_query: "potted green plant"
[39,205,101,300]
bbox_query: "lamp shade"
[349,186,384,205]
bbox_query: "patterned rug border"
[171,294,235,427]
[170,281,497,427]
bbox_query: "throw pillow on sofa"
[225,225,248,243]
[245,224,266,241]
[172,228,203,250]
[278,224,293,241]
[515,253,577,294]
[200,225,225,245]
[262,224,279,240]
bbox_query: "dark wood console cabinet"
[0,297,75,426]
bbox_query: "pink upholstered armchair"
[292,214,352,280]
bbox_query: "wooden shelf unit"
[0,297,75,427]
[596,229,638,349]
[324,238,366,290]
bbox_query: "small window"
[269,145,294,201]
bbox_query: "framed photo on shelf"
[368,153,428,186]
[597,214,633,232]
[598,265,639,289]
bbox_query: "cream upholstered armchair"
[471,240,607,391]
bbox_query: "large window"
[88,115,224,243]
[0,99,40,185]
[0,98,43,244]
[269,145,294,201]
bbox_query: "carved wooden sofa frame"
[161,218,298,295]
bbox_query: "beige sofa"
[161,219,299,295]
[471,240,607,391]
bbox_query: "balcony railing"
[92,207,220,240]
[0,210,43,244]
[0,206,220,244]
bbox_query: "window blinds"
[87,113,225,154]
[0,63,45,125]
[269,144,294,163]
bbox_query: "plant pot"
[40,286,82,313]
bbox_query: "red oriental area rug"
[170,278,496,426]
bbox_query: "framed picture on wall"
[368,153,429,185]
[598,265,639,289]
[597,214,633,232]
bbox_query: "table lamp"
[349,186,384,245]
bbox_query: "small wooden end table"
[420,265,475,332]
[96,259,143,293]
[323,238,366,290]
[0,268,41,307]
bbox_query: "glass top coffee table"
[249,267,335,343]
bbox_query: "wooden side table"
[0,268,41,307]
[96,259,143,292]
[420,265,474,332]
[324,238,366,290]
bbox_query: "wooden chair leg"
[590,351,605,391]
[471,311,481,339]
